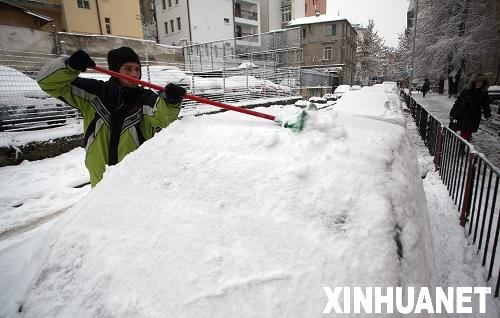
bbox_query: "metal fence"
[0,31,303,132]
[182,28,302,71]
[404,92,500,297]
[0,49,80,132]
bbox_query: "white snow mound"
[19,96,434,317]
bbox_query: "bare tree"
[356,20,386,84]
[412,0,498,95]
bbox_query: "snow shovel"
[92,66,309,131]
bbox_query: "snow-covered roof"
[287,14,348,27]
[0,0,52,23]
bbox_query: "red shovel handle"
[93,66,277,122]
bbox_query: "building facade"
[62,0,143,38]
[155,0,235,45]
[154,0,329,45]
[259,0,281,33]
[287,15,357,84]
[1,0,143,39]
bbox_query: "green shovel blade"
[283,102,318,132]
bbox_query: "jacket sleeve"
[36,57,103,117]
[450,92,464,118]
[142,95,181,129]
[482,93,491,118]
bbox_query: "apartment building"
[1,0,143,38]
[288,14,357,84]
[155,0,285,46]
[155,0,235,45]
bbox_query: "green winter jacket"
[37,57,180,187]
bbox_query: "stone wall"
[57,32,183,64]
[0,25,183,63]
[0,25,54,53]
[0,134,83,167]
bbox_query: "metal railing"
[0,50,81,132]
[0,47,301,132]
[235,9,258,21]
[404,91,500,297]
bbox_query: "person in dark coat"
[449,74,491,141]
[421,79,430,97]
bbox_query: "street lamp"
[409,0,419,97]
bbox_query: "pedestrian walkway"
[412,92,500,167]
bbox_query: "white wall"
[267,0,283,31]
[189,0,234,43]
[0,25,54,53]
[155,0,190,45]
[156,0,235,45]
[292,0,306,18]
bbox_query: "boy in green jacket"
[37,47,186,187]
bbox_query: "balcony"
[235,9,257,21]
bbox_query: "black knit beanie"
[107,46,141,72]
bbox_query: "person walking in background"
[37,47,186,187]
[449,74,491,142]
[421,79,430,97]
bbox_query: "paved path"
[412,92,500,168]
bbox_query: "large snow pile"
[14,89,434,317]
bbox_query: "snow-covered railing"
[404,92,500,297]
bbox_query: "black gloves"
[66,50,96,72]
[163,83,186,105]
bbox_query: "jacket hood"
[466,74,489,92]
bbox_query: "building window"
[162,0,166,9]
[164,22,169,34]
[170,19,174,32]
[175,0,179,4]
[236,25,242,37]
[224,18,230,24]
[331,24,336,36]
[302,28,306,39]
[177,17,181,30]
[324,46,332,60]
[77,0,90,9]
[105,17,111,34]
[281,6,291,23]
[168,0,172,7]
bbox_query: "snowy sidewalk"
[406,113,500,317]
[411,92,500,167]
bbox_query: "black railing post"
[433,126,444,170]
[460,152,476,226]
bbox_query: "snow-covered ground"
[0,86,499,317]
